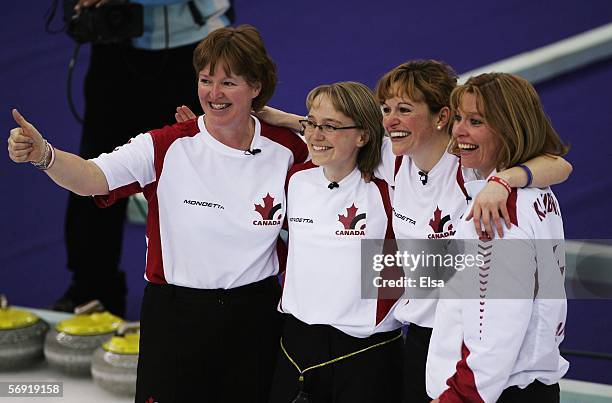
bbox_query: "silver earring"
[436,125,442,130]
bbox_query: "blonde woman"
[428,72,569,403]
[271,82,404,403]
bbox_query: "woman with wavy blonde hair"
[428,72,569,403]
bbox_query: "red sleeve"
[372,177,404,324]
[94,182,144,208]
[93,119,199,208]
[439,343,485,403]
[260,121,308,165]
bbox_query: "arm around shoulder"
[256,106,304,132]
[498,155,572,188]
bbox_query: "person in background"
[54,0,235,317]
[8,25,307,402]
[428,72,569,403]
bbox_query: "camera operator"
[53,0,234,317]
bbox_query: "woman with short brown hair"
[8,24,308,402]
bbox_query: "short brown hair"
[449,73,569,170]
[306,82,384,175]
[193,25,276,111]
[375,60,458,115]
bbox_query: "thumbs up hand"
[8,109,45,163]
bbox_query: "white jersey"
[91,115,308,289]
[427,178,568,403]
[280,162,402,338]
[376,139,473,327]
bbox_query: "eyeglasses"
[299,119,362,134]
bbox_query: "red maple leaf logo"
[254,193,281,220]
[428,206,451,233]
[338,203,366,230]
[339,203,358,229]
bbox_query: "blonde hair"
[449,73,569,170]
[192,25,276,111]
[306,82,384,175]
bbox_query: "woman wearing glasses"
[270,82,404,403]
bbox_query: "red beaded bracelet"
[488,176,512,194]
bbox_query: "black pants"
[498,380,560,402]
[136,277,283,403]
[269,314,403,403]
[403,324,432,403]
[64,42,202,299]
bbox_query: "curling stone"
[0,295,49,370]
[44,300,122,376]
[91,322,140,395]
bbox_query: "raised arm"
[255,106,304,132]
[8,109,109,196]
[469,155,572,238]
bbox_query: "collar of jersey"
[197,115,262,157]
[317,165,361,189]
[408,149,456,181]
